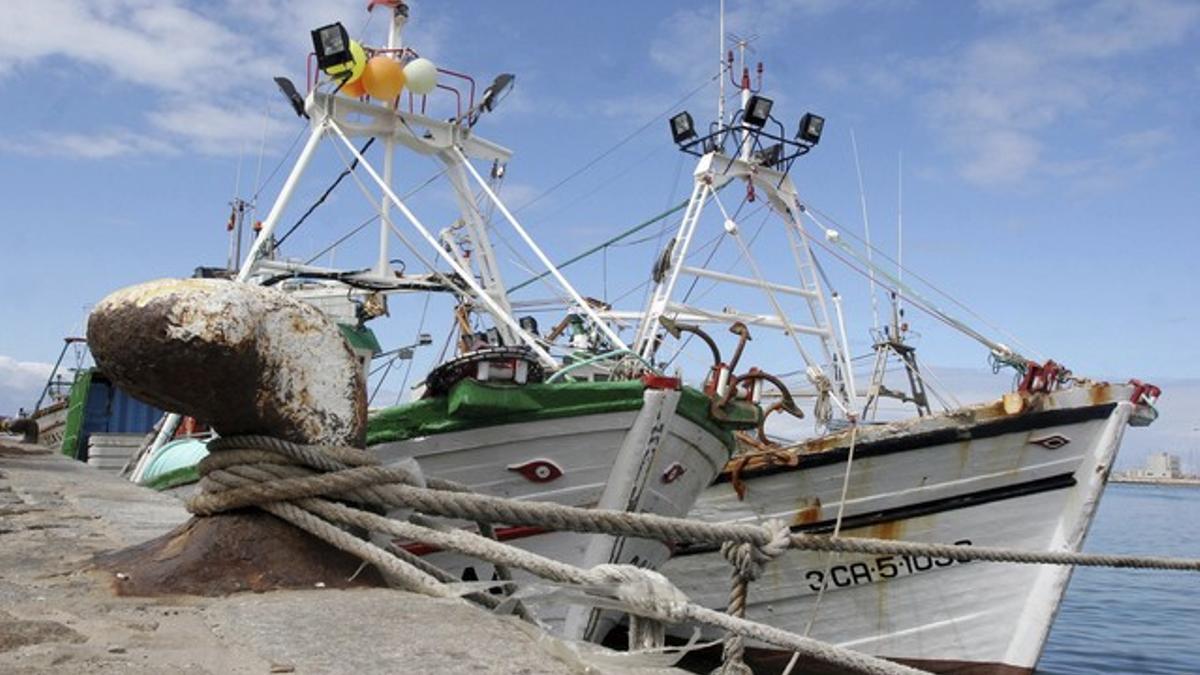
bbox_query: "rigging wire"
[395,291,434,401]
[302,167,450,265]
[275,138,377,249]
[801,201,1044,362]
[506,195,697,293]
[251,125,307,203]
[512,73,720,215]
[799,208,1021,367]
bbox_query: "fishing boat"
[119,0,763,642]
[582,25,1162,675]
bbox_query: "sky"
[0,0,1197,467]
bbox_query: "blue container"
[73,371,163,461]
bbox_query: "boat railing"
[305,48,476,122]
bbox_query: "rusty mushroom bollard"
[88,278,385,595]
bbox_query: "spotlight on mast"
[669,111,697,144]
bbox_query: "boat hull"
[662,386,1136,673]
[371,386,731,640]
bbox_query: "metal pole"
[236,122,326,282]
[33,338,79,413]
[377,8,408,276]
[326,120,557,367]
[831,293,859,403]
[454,147,630,352]
[718,0,725,129]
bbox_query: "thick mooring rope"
[188,435,1200,675]
[190,436,923,674]
[192,437,1200,572]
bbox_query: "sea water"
[1039,484,1200,674]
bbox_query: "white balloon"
[403,58,438,95]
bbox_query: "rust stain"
[791,496,822,526]
[868,519,905,541]
[1089,382,1113,406]
[955,439,971,478]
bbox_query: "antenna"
[718,0,725,129]
[897,151,903,319]
[851,129,879,332]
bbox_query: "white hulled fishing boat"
[589,19,1161,673]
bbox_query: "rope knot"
[584,564,690,624]
[720,519,790,582]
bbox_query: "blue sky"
[0,0,1197,466]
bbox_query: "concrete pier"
[0,439,677,674]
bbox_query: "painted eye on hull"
[661,462,687,484]
[1030,434,1070,450]
[507,459,564,483]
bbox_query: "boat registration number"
[801,539,974,592]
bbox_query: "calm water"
[1039,484,1200,674]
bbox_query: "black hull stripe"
[715,402,1116,484]
[673,471,1077,557]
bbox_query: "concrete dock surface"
[0,439,680,674]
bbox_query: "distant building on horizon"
[1125,451,1185,479]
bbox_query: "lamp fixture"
[669,111,697,144]
[797,112,825,145]
[743,95,774,127]
[311,23,353,72]
[481,73,515,112]
[273,77,308,119]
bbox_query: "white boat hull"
[371,386,731,641]
[662,386,1139,673]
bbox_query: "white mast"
[897,151,903,317]
[718,0,725,129]
[377,3,408,277]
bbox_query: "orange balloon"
[361,55,406,101]
[341,77,367,98]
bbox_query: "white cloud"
[0,0,277,92]
[914,0,1200,187]
[0,356,54,417]
[0,0,388,158]
[0,131,177,159]
[149,99,293,156]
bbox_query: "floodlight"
[311,23,353,71]
[743,95,774,127]
[273,77,308,119]
[797,112,825,145]
[481,73,515,112]
[518,316,540,336]
[417,333,434,346]
[670,111,697,144]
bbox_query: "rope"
[186,435,1200,675]
[191,437,1200,572]
[188,435,923,674]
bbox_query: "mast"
[718,0,725,129]
[377,2,408,277]
[622,29,855,426]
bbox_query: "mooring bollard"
[88,278,384,595]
